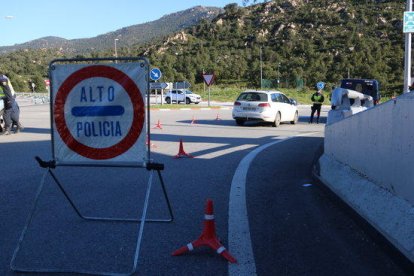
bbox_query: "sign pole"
[404,0,413,93]
[208,86,211,107]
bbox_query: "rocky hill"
[141,0,405,93]
[0,1,407,95]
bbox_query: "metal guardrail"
[15,92,50,104]
[16,92,48,97]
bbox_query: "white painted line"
[228,138,290,275]
[228,132,317,275]
[196,144,256,160]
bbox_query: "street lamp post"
[277,62,281,88]
[260,47,263,89]
[404,0,413,93]
[114,38,119,63]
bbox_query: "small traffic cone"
[172,199,237,263]
[215,113,221,120]
[153,119,163,129]
[190,116,197,125]
[174,139,193,158]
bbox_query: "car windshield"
[237,92,267,102]
[183,90,193,94]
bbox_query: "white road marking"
[196,144,257,159]
[228,132,317,275]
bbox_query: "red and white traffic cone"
[172,199,237,263]
[153,119,163,129]
[174,139,193,158]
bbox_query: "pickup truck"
[340,79,381,105]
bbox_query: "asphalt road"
[0,101,409,275]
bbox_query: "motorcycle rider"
[0,83,5,132]
[0,75,23,135]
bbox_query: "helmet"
[0,74,8,83]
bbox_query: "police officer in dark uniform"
[0,75,22,135]
[309,81,325,124]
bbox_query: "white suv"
[165,89,201,104]
[232,90,298,127]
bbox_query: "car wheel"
[290,111,298,124]
[165,97,171,104]
[195,102,200,104]
[272,112,281,127]
[236,119,244,126]
[186,98,191,104]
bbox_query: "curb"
[316,154,414,264]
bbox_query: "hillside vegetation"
[0,1,407,97]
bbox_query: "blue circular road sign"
[316,81,325,90]
[150,68,162,81]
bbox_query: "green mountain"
[142,0,405,95]
[0,1,407,95]
[0,6,222,54]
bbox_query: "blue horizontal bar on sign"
[71,105,125,117]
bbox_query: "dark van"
[340,79,380,105]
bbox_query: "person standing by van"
[309,82,325,124]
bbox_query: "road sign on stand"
[51,63,147,166]
[11,58,175,276]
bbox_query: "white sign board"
[150,82,168,90]
[51,63,147,166]
[404,12,414,33]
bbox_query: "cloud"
[4,16,14,20]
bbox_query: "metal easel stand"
[10,156,174,276]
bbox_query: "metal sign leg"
[36,157,174,223]
[10,158,174,275]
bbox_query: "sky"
[0,0,245,47]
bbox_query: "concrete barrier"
[319,92,414,262]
